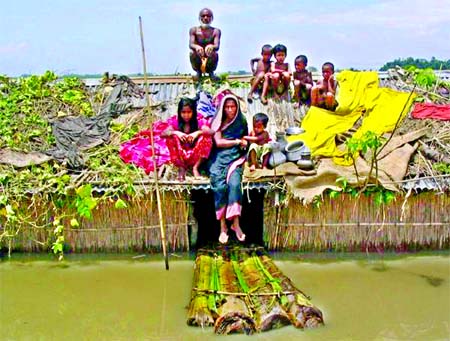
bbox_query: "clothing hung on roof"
[411,103,450,121]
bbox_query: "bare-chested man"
[189,8,221,81]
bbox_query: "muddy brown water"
[1,253,449,340]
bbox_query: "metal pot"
[285,140,305,162]
[297,159,314,170]
[285,127,305,136]
[299,146,311,160]
[268,150,287,168]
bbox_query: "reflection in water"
[368,260,445,287]
[419,274,444,287]
[1,254,449,340]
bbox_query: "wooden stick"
[139,16,169,270]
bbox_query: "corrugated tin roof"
[84,73,450,192]
[401,176,450,192]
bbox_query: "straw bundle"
[238,253,291,331]
[186,254,215,327]
[186,247,324,334]
[260,255,324,328]
[214,255,256,335]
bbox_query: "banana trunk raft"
[186,246,324,335]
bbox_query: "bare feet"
[193,167,201,178]
[231,225,246,242]
[219,231,229,244]
[219,218,228,244]
[177,168,186,181]
[249,164,256,172]
[209,72,220,82]
[192,72,202,82]
[261,96,268,105]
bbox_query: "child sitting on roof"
[311,62,338,110]
[247,44,273,103]
[161,97,214,181]
[261,44,291,105]
[292,55,313,108]
[243,113,271,171]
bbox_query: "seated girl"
[161,97,214,181]
[120,97,213,180]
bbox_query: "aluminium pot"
[285,127,305,136]
[285,140,305,162]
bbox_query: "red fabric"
[119,113,211,173]
[165,134,213,169]
[119,121,171,174]
[411,103,450,121]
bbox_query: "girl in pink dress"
[120,97,213,180]
[161,97,213,180]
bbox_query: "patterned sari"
[208,94,248,220]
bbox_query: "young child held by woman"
[244,113,271,171]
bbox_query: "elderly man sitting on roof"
[189,8,221,81]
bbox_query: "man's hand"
[205,44,215,57]
[195,46,204,57]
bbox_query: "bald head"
[199,8,214,25]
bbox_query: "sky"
[1,0,450,76]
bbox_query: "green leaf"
[0,195,7,206]
[383,191,396,204]
[76,184,93,198]
[70,218,79,227]
[84,197,97,210]
[329,190,340,199]
[53,225,64,234]
[374,192,383,206]
[114,198,128,209]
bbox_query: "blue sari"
[209,95,248,220]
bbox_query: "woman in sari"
[209,94,248,244]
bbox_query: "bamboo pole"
[139,16,169,270]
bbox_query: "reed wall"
[3,190,449,253]
[265,191,450,251]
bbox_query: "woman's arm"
[214,130,247,148]
[243,135,259,143]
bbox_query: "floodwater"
[1,253,449,341]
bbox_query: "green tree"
[380,57,450,71]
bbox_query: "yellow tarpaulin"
[288,70,416,165]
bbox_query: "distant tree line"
[380,57,450,71]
